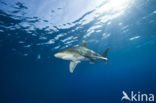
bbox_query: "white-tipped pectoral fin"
[69,61,80,73]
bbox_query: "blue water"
[0,0,156,103]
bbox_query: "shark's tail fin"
[102,48,109,64]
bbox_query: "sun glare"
[97,0,133,14]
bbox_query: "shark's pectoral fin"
[69,61,80,73]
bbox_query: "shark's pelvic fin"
[69,61,80,73]
[89,59,96,64]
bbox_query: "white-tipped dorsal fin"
[69,61,80,73]
[81,42,87,48]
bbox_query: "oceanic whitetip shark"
[54,43,109,73]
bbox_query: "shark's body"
[54,43,109,73]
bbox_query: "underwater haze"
[0,0,156,103]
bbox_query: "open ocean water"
[0,0,156,103]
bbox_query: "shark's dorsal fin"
[69,61,80,73]
[81,42,87,48]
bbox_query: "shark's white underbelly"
[62,54,86,61]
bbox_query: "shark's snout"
[54,52,63,58]
[54,51,75,60]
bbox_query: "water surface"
[0,0,156,103]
